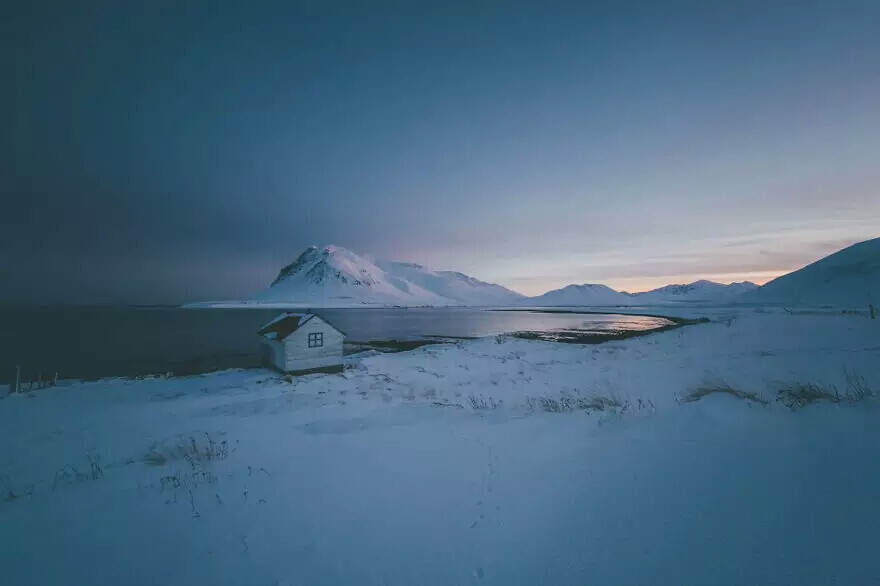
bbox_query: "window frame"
[308,332,324,348]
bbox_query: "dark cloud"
[3,1,879,303]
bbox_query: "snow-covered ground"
[2,309,879,585]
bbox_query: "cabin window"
[308,332,323,348]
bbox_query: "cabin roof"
[257,312,345,340]
[257,313,314,340]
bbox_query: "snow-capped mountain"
[376,261,526,306]
[257,245,525,306]
[742,237,880,307]
[525,284,631,306]
[629,280,758,304]
[251,238,879,309]
[523,280,757,306]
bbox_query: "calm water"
[0,307,669,384]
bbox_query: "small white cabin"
[258,313,345,374]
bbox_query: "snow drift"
[2,308,879,585]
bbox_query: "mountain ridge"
[259,245,525,306]
[259,245,759,307]
[254,238,879,307]
[527,279,758,306]
[742,237,880,307]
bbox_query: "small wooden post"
[13,365,20,394]
[870,303,876,320]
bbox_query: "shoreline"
[508,315,709,344]
[2,310,878,584]
[3,308,697,388]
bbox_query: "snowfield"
[2,309,879,585]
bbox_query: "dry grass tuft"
[843,369,874,402]
[144,433,229,467]
[1,475,33,503]
[468,395,501,410]
[527,393,624,413]
[776,371,874,409]
[683,376,768,405]
[775,382,841,409]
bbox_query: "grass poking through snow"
[775,369,874,409]
[468,395,501,410]
[843,368,874,402]
[143,433,229,467]
[1,475,34,503]
[683,376,769,406]
[526,393,625,413]
[775,383,842,409]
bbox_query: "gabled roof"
[257,312,346,340]
[257,313,314,340]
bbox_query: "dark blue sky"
[3,1,878,303]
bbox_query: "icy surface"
[1,309,879,585]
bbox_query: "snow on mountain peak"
[527,279,759,306]
[256,238,877,309]
[526,282,629,306]
[632,280,758,303]
[260,245,524,307]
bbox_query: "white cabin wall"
[260,339,288,371]
[280,316,344,372]
[298,316,344,345]
[273,340,288,369]
[279,354,344,372]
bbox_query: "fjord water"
[0,307,669,384]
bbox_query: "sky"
[3,0,878,303]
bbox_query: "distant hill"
[742,237,880,307]
[257,245,525,307]
[630,280,758,304]
[249,238,880,309]
[375,260,524,306]
[525,280,757,307]
[525,284,631,306]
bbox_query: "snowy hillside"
[377,261,526,306]
[630,279,758,304]
[524,280,757,306]
[257,245,524,306]
[743,237,880,307]
[525,283,631,306]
